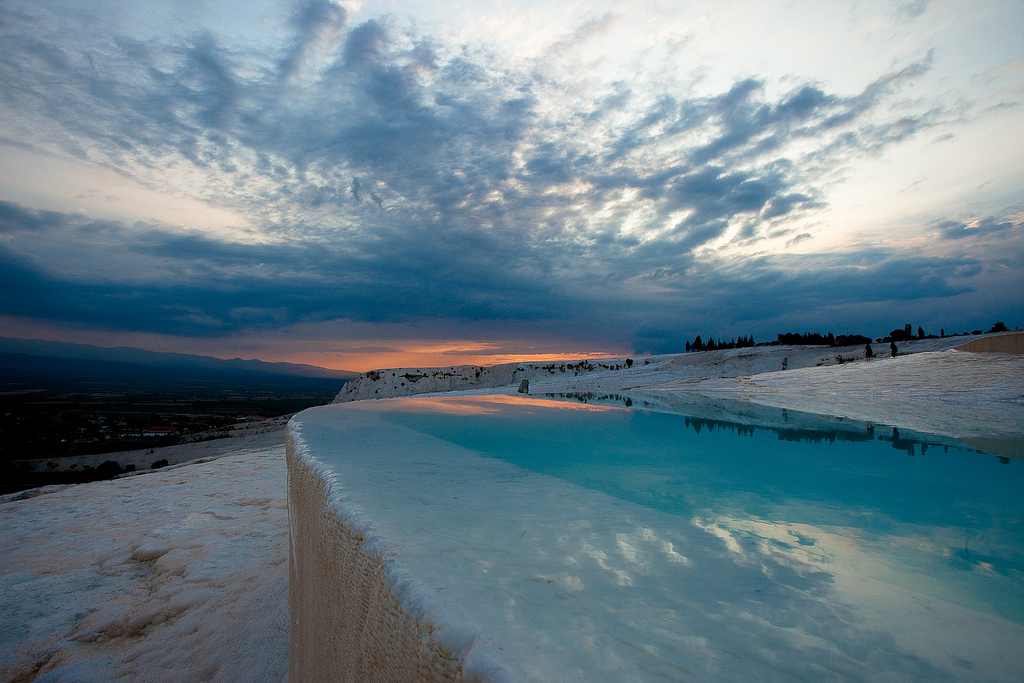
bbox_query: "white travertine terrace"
[332,336,974,407]
[287,426,474,682]
[957,330,1024,354]
[287,388,1024,681]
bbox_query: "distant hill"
[0,337,358,380]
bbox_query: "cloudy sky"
[1,0,1021,370]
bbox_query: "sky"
[0,0,1021,371]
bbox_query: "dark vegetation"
[535,360,637,374]
[686,335,756,352]
[686,321,1013,352]
[0,353,345,493]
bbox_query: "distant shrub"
[96,460,123,479]
[835,334,872,347]
[151,459,169,469]
[989,321,1008,333]
[889,328,914,342]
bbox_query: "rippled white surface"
[0,448,289,682]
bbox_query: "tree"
[889,327,913,342]
[989,321,1008,333]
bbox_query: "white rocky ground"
[0,446,289,682]
[1,332,1020,681]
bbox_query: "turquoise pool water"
[381,393,1024,625]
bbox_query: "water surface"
[381,393,1024,624]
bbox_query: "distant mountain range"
[0,337,358,380]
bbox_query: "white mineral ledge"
[287,393,1024,682]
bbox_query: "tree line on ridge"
[685,321,1011,353]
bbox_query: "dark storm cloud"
[162,33,242,133]
[1,6,1014,345]
[626,250,990,354]
[0,200,67,232]
[935,216,1019,240]
[2,8,921,239]
[280,0,349,80]
[0,201,574,334]
[0,242,63,308]
[341,18,388,68]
